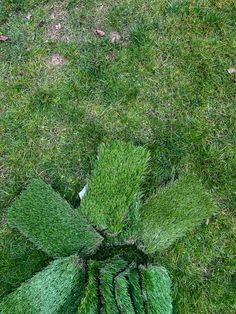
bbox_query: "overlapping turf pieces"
[1,140,218,312]
[7,178,103,257]
[0,257,85,314]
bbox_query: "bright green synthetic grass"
[128,268,146,314]
[0,0,235,312]
[80,140,149,235]
[139,172,218,253]
[100,257,128,314]
[8,179,103,257]
[140,265,172,314]
[77,261,98,314]
[115,268,136,314]
[0,256,85,314]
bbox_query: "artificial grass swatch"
[128,268,146,314]
[7,179,103,257]
[80,140,149,235]
[0,226,50,299]
[114,269,136,314]
[0,256,85,314]
[100,257,128,314]
[139,173,218,253]
[77,261,99,314]
[140,265,172,314]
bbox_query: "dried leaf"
[205,218,210,225]
[110,31,121,44]
[93,28,106,37]
[227,68,236,74]
[0,35,9,42]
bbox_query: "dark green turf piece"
[115,268,136,314]
[138,173,218,253]
[0,225,50,299]
[80,140,149,236]
[139,265,172,314]
[7,179,103,257]
[100,257,128,314]
[77,261,99,314]
[128,268,145,314]
[0,256,85,314]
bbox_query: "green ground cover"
[0,0,235,312]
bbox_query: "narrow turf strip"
[114,268,136,314]
[7,179,103,257]
[80,140,150,236]
[0,225,50,299]
[128,268,146,314]
[77,261,99,314]
[138,172,218,253]
[0,256,85,314]
[139,265,172,314]
[100,257,128,314]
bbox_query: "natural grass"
[0,0,235,312]
[138,172,218,253]
[0,256,85,313]
[80,140,149,235]
[8,178,103,257]
[140,265,172,313]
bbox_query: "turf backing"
[7,179,103,257]
[138,172,218,253]
[0,256,85,314]
[80,140,149,236]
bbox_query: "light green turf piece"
[115,268,136,314]
[140,265,172,314]
[128,268,145,314]
[7,179,103,257]
[77,261,99,314]
[100,257,128,314]
[138,173,218,253]
[80,140,149,236]
[0,256,85,314]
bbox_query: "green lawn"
[0,0,235,313]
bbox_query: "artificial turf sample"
[7,179,103,257]
[77,261,99,314]
[140,265,172,314]
[100,257,128,314]
[0,256,85,314]
[80,140,149,236]
[128,268,146,314]
[138,173,218,253]
[0,226,50,299]
[114,269,136,314]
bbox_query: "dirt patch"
[47,5,69,42]
[45,53,67,67]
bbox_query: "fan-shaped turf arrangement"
[0,140,218,313]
